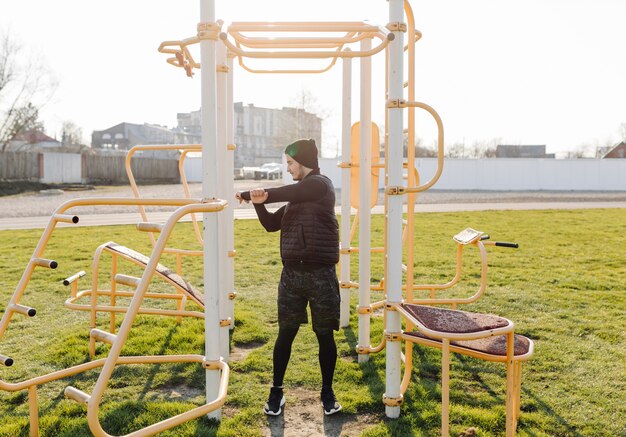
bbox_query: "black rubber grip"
[495,242,518,248]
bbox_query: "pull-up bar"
[159,20,395,76]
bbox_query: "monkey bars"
[159,20,394,75]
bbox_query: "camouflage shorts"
[277,265,340,334]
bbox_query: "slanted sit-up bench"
[102,241,205,307]
[64,240,227,360]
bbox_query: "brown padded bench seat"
[400,304,510,333]
[104,242,205,308]
[400,303,532,356]
[404,330,532,356]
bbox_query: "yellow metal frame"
[348,1,444,358]
[126,144,205,261]
[394,301,534,436]
[159,20,394,75]
[64,241,207,357]
[399,329,533,434]
[409,233,489,308]
[0,197,229,436]
[124,143,239,332]
[392,224,531,437]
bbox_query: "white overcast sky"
[2,0,625,157]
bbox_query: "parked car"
[241,166,260,179]
[254,163,283,180]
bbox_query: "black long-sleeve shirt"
[240,173,327,232]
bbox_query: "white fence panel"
[183,155,203,182]
[321,157,626,191]
[41,153,82,184]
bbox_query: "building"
[91,122,195,153]
[5,129,89,154]
[602,142,626,159]
[495,145,555,158]
[5,130,63,152]
[177,102,322,168]
[91,103,322,164]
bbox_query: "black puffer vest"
[280,174,339,265]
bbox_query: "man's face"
[286,156,305,181]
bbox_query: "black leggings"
[273,326,337,388]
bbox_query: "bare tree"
[289,88,331,121]
[279,89,327,154]
[445,142,466,158]
[468,137,501,158]
[0,30,57,151]
[566,143,592,159]
[404,135,437,157]
[61,120,84,146]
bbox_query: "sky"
[2,0,625,158]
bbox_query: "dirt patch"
[159,384,204,400]
[230,341,265,362]
[262,388,380,437]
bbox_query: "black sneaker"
[263,386,286,416]
[321,386,342,415]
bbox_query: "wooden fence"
[0,152,181,184]
[0,152,40,180]
[83,155,180,184]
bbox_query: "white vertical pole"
[385,0,404,419]
[199,0,222,421]
[226,51,235,331]
[339,50,352,328]
[357,37,372,364]
[216,41,230,364]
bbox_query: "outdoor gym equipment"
[0,197,229,436]
[0,1,534,435]
[125,144,237,331]
[394,228,533,435]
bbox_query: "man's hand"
[250,188,268,204]
[235,191,246,204]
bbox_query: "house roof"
[602,141,626,159]
[12,130,60,144]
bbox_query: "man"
[236,138,342,416]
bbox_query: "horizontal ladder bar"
[63,271,86,286]
[64,386,91,404]
[114,274,141,287]
[32,258,57,269]
[53,214,79,224]
[9,304,36,317]
[90,328,118,345]
[0,354,14,367]
[136,222,163,233]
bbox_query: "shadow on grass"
[19,322,209,436]
[138,323,179,401]
[339,325,582,435]
[519,387,583,437]
[410,346,582,435]
[342,324,386,405]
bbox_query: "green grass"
[0,208,625,436]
